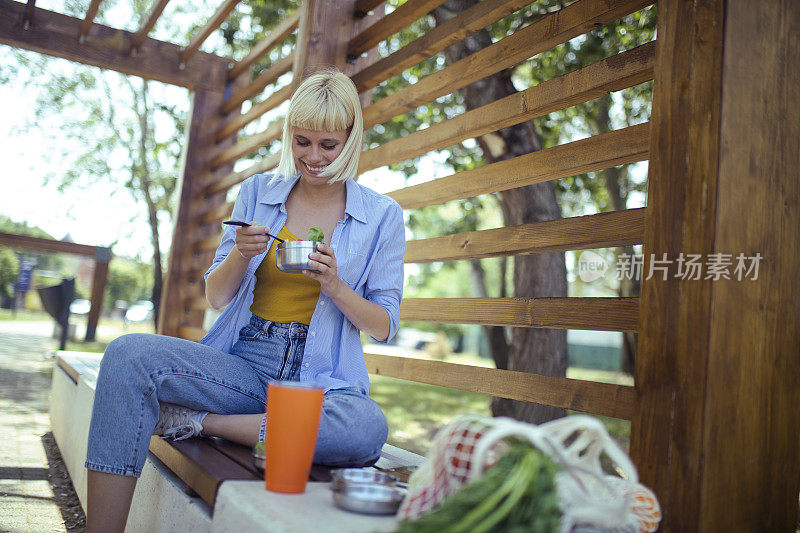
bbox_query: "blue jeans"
[85,315,388,477]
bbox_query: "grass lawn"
[368,348,632,457]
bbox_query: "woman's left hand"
[304,242,345,298]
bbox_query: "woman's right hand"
[234,222,270,260]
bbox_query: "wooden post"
[630,0,800,530]
[299,0,381,107]
[158,73,246,338]
[84,246,111,342]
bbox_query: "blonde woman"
[85,69,405,532]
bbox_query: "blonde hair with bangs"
[274,69,363,183]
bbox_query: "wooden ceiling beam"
[0,0,230,91]
[78,0,103,41]
[180,0,241,65]
[130,0,171,53]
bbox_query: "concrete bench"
[50,351,425,532]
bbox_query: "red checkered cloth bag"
[397,414,661,533]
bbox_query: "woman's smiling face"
[292,127,348,183]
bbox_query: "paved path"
[0,320,83,533]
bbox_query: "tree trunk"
[433,0,568,424]
[595,95,639,375]
[132,79,164,327]
[469,259,508,369]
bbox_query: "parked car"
[124,300,154,323]
[69,299,91,316]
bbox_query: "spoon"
[223,220,285,243]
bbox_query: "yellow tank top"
[250,226,320,324]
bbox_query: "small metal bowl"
[332,483,405,515]
[330,468,398,491]
[276,241,319,273]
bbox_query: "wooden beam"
[22,0,36,29]
[351,0,533,92]
[197,201,234,226]
[78,0,103,40]
[353,0,384,17]
[215,83,293,142]
[631,0,800,530]
[220,53,295,114]
[209,118,283,169]
[365,353,635,419]
[203,152,281,195]
[228,9,301,79]
[0,0,229,91]
[348,0,446,57]
[400,297,639,331]
[180,0,241,65]
[362,0,652,129]
[129,0,171,53]
[158,80,239,336]
[387,123,649,210]
[0,232,103,257]
[361,43,654,171]
[405,208,646,263]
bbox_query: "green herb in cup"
[307,226,324,242]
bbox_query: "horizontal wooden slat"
[361,42,654,172]
[216,84,293,142]
[400,297,639,331]
[354,0,385,17]
[185,296,209,312]
[221,53,295,114]
[0,0,229,91]
[180,0,242,64]
[228,9,301,79]
[196,233,221,253]
[352,0,533,92]
[388,123,649,209]
[178,326,206,342]
[365,353,634,419]
[210,119,284,169]
[198,201,235,225]
[129,0,171,52]
[405,208,646,263]
[362,0,652,129]
[203,152,281,195]
[348,0,446,57]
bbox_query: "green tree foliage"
[13,0,189,325]
[0,249,20,301]
[0,216,66,273]
[106,258,152,310]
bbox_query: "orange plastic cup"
[264,381,324,493]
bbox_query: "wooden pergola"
[0,232,111,341]
[1,0,798,530]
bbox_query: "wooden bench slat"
[149,436,260,506]
[400,297,639,331]
[365,353,635,419]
